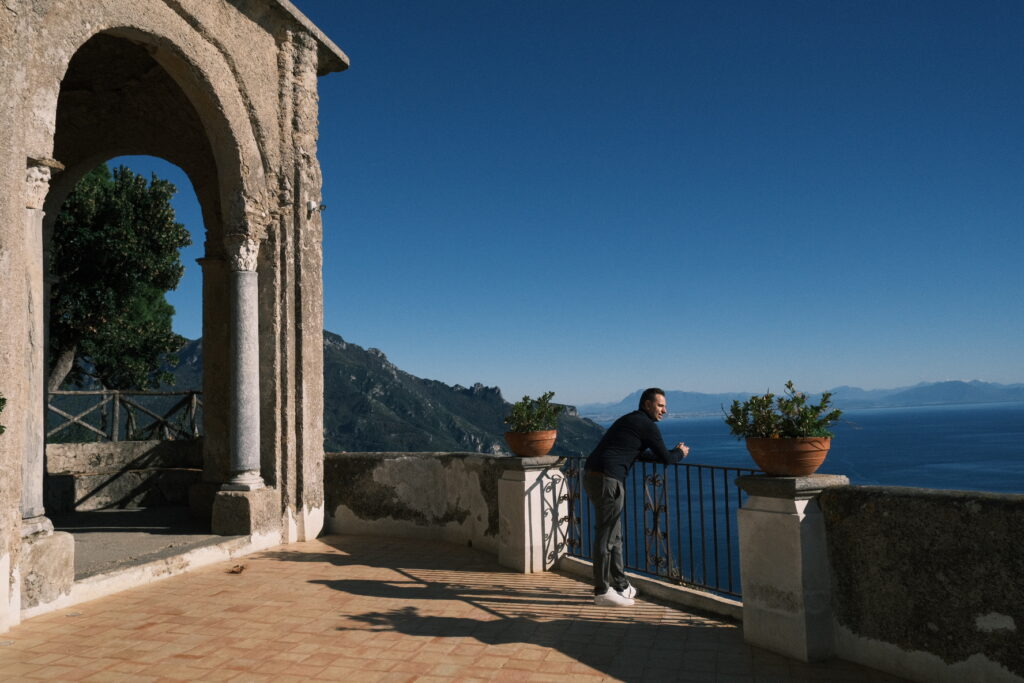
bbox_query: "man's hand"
[673,442,690,458]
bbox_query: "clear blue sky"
[126,1,1023,406]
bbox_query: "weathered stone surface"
[736,473,850,499]
[211,488,280,537]
[19,531,74,610]
[44,440,203,513]
[46,469,201,514]
[324,453,505,553]
[820,486,1024,679]
[737,477,848,662]
[46,440,202,474]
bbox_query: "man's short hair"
[639,387,665,410]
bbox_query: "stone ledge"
[737,474,850,499]
[498,455,564,471]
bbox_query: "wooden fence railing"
[47,390,203,443]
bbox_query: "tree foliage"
[49,164,191,390]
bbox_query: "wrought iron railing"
[562,456,758,598]
[47,390,203,443]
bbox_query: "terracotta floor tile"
[471,655,511,670]
[82,672,161,683]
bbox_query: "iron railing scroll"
[562,455,758,599]
[47,390,203,443]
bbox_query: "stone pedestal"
[19,530,75,611]
[737,474,849,662]
[211,487,279,536]
[498,456,567,573]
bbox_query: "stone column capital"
[224,234,261,272]
[25,158,62,210]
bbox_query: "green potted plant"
[724,381,842,476]
[503,391,565,457]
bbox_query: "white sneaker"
[594,588,634,607]
[617,583,638,599]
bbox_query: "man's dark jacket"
[584,409,681,483]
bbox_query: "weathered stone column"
[498,456,568,573]
[736,474,849,662]
[222,234,264,491]
[21,158,61,536]
[187,254,229,518]
[19,158,74,615]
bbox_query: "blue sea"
[652,401,1024,494]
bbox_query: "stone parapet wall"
[45,440,202,513]
[819,486,1024,682]
[47,440,203,475]
[324,452,507,555]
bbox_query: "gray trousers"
[584,471,627,595]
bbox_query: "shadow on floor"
[267,535,909,682]
[51,506,233,579]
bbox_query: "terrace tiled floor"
[0,535,906,682]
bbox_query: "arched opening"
[40,33,236,577]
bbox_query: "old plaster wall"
[0,0,345,629]
[820,486,1024,682]
[324,453,505,555]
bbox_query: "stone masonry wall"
[819,486,1024,680]
[324,453,506,555]
[44,440,202,513]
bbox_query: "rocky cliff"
[171,332,604,457]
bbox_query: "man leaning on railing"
[583,387,690,607]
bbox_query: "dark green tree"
[48,164,192,390]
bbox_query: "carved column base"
[222,471,265,492]
[21,515,54,539]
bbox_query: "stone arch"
[38,22,270,243]
[36,26,258,511]
[2,0,347,630]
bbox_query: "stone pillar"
[188,254,229,518]
[736,474,849,662]
[222,234,264,491]
[21,158,62,537]
[19,158,74,614]
[498,456,568,573]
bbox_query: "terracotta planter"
[744,437,831,476]
[504,430,557,457]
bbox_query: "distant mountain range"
[169,332,605,458]
[577,381,1024,420]
[165,337,1021,442]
